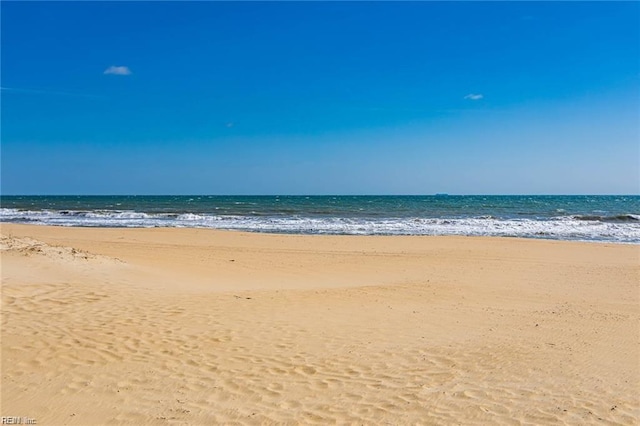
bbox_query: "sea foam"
[1,208,639,243]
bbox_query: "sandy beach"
[1,223,638,425]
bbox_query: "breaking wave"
[1,208,639,243]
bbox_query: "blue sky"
[1,1,638,195]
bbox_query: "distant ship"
[435,193,449,196]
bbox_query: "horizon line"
[1,193,639,197]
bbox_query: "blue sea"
[1,195,639,243]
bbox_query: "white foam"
[1,208,638,243]
[85,211,152,219]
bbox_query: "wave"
[1,208,639,243]
[573,214,640,223]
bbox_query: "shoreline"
[3,194,639,244]
[2,223,639,424]
[1,222,637,245]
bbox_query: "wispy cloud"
[1,86,104,99]
[104,66,132,75]
[464,93,484,100]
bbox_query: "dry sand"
[1,223,638,425]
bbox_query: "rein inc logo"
[1,418,36,425]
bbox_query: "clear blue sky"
[1,1,638,195]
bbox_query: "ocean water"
[1,195,639,243]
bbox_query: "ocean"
[1,195,639,243]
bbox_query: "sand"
[1,223,638,425]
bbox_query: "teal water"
[1,195,639,242]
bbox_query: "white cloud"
[104,66,132,75]
[464,93,483,100]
